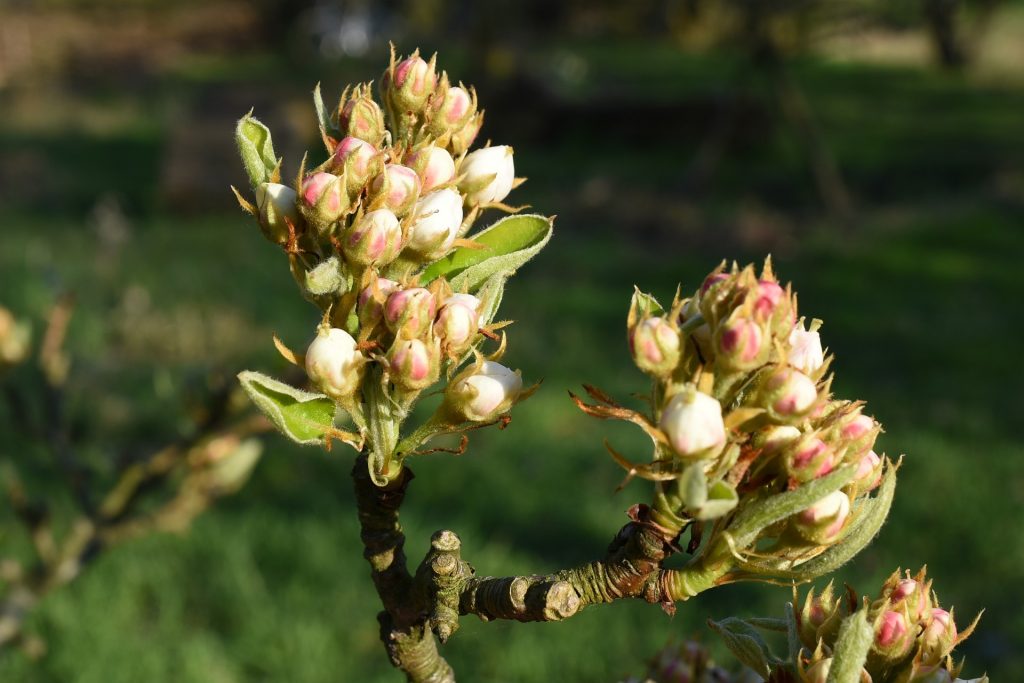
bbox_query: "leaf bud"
[629,316,681,376]
[305,327,365,400]
[434,294,480,355]
[369,164,421,216]
[404,144,457,193]
[659,385,726,460]
[384,287,437,339]
[255,182,300,244]
[793,490,850,544]
[445,361,523,422]
[458,145,515,206]
[406,188,464,258]
[344,209,403,267]
[388,338,440,391]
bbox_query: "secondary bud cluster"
[790,569,982,683]
[620,640,759,683]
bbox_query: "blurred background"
[1,0,1022,680]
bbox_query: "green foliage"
[237,371,336,446]
[828,610,873,683]
[235,114,277,189]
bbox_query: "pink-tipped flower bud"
[659,386,727,460]
[754,425,802,458]
[458,145,515,205]
[345,209,403,267]
[753,280,784,320]
[305,327,365,400]
[788,320,825,374]
[786,434,835,483]
[629,316,681,376]
[357,278,400,331]
[370,164,421,216]
[332,136,381,196]
[388,338,439,391]
[384,287,437,340]
[339,90,386,146]
[407,188,463,258]
[715,313,767,371]
[883,571,932,622]
[300,172,350,234]
[759,366,818,421]
[255,182,300,245]
[428,84,476,137]
[874,610,915,660]
[920,609,958,665]
[838,412,880,462]
[446,361,523,422]
[450,112,484,156]
[794,490,850,544]
[405,145,457,193]
[384,53,437,113]
[854,450,883,487]
[796,583,845,649]
[434,294,480,354]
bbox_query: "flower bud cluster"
[620,640,758,683]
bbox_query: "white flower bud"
[458,145,515,205]
[659,386,726,459]
[788,320,824,374]
[305,327,365,400]
[434,294,481,353]
[255,182,300,244]
[407,188,463,257]
[794,490,850,543]
[405,145,457,193]
[446,361,523,422]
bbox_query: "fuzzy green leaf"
[236,113,277,188]
[708,617,777,676]
[728,464,857,550]
[313,83,333,140]
[237,371,335,445]
[630,288,664,318]
[694,479,739,520]
[827,609,872,683]
[785,603,802,661]
[420,214,553,290]
[679,463,708,509]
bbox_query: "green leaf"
[313,83,332,139]
[235,113,277,188]
[678,463,708,509]
[237,371,335,445]
[785,603,802,661]
[707,617,777,676]
[420,214,553,290]
[694,479,739,520]
[827,609,872,683]
[727,464,857,550]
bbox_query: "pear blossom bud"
[384,53,437,113]
[405,145,456,193]
[920,609,957,665]
[434,294,480,354]
[854,450,883,487]
[339,91,385,146]
[345,209,402,267]
[428,84,475,138]
[449,112,483,155]
[659,386,727,460]
[629,316,681,376]
[714,314,766,371]
[332,137,381,195]
[384,287,436,339]
[788,320,825,374]
[759,366,818,421]
[370,164,421,216]
[255,182,300,244]
[301,172,349,234]
[754,425,802,458]
[753,280,784,320]
[407,188,463,258]
[797,583,845,649]
[838,412,880,462]
[305,327,365,400]
[874,610,915,660]
[794,490,850,544]
[458,145,515,205]
[357,278,400,331]
[786,434,835,483]
[388,338,439,391]
[446,361,523,422]
[883,571,932,621]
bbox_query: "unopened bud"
[385,287,436,339]
[854,450,883,487]
[434,294,480,354]
[450,112,484,155]
[407,188,463,258]
[345,209,403,267]
[370,164,421,216]
[715,313,767,371]
[388,338,439,391]
[754,425,802,458]
[458,145,515,205]
[803,658,832,683]
[794,490,850,544]
[255,182,300,244]
[384,52,437,114]
[797,583,845,649]
[301,172,350,233]
[874,609,914,660]
[629,316,681,376]
[659,386,727,460]
[759,366,818,421]
[786,434,835,482]
[332,136,381,196]
[405,145,456,193]
[339,90,385,146]
[753,280,784,320]
[788,320,825,374]
[446,361,523,422]
[428,84,476,138]
[357,278,400,331]
[305,327,365,400]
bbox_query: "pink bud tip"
[302,173,339,209]
[700,273,729,295]
[877,611,908,647]
[754,280,784,319]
